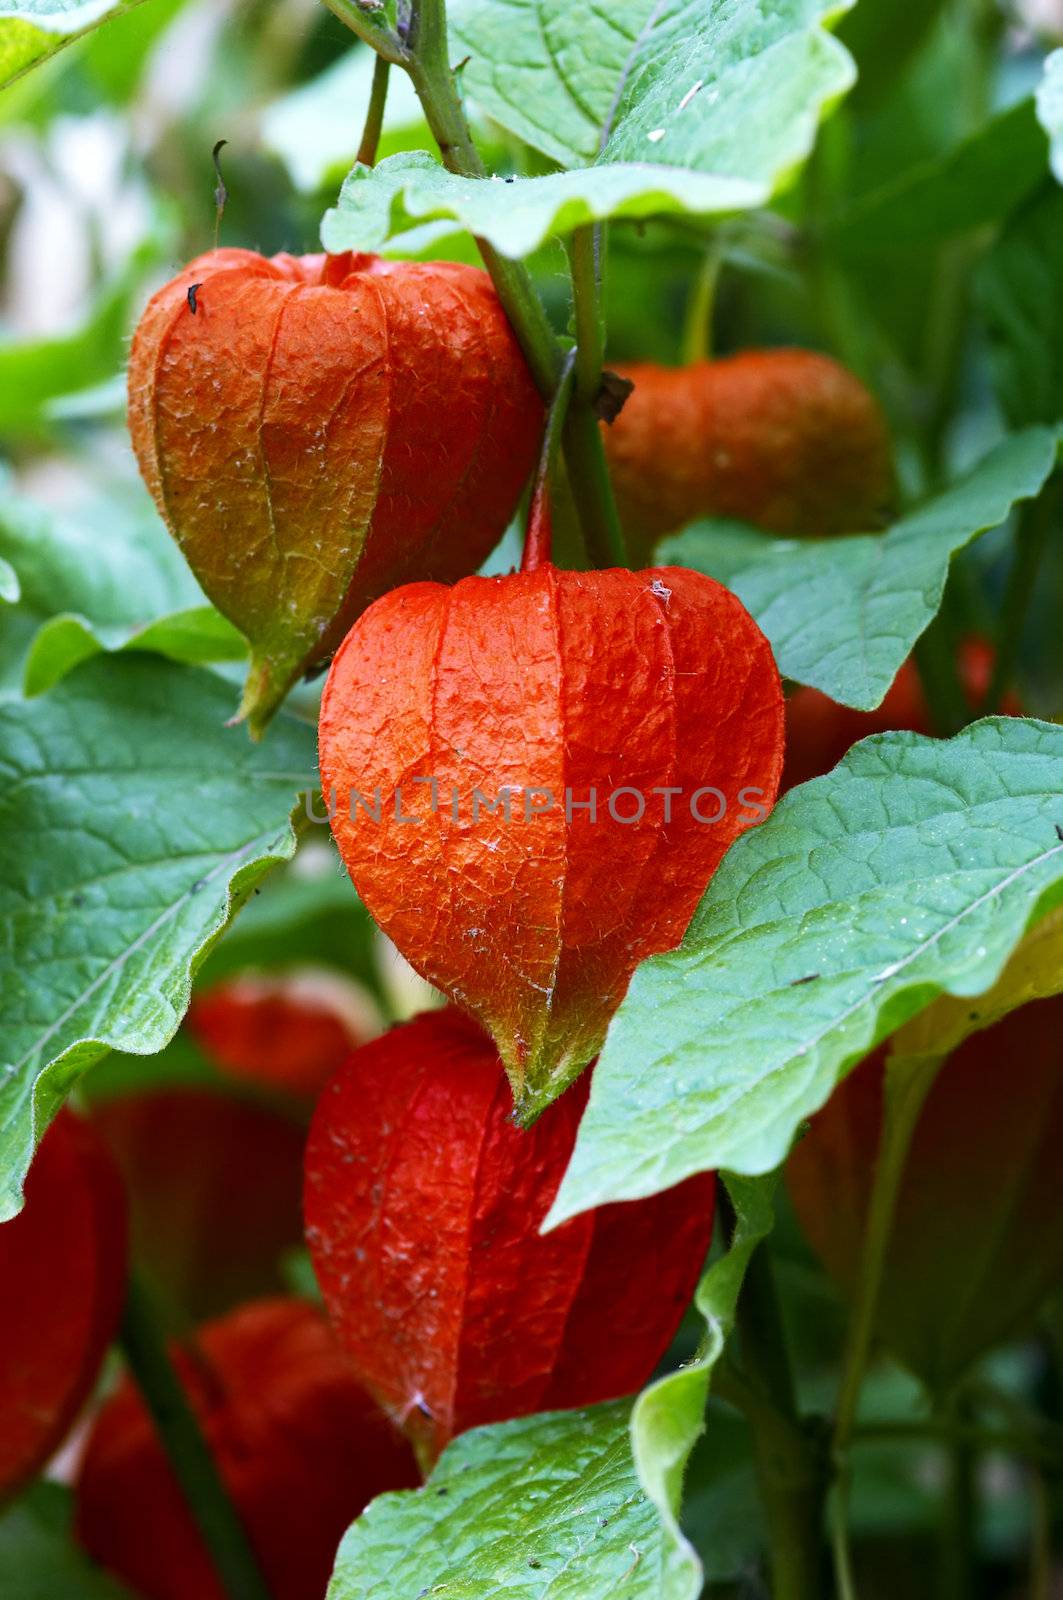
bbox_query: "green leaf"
[0,653,316,1219]
[0,1483,134,1599]
[1037,47,1063,185]
[826,97,1048,256]
[0,468,203,695]
[0,246,149,431]
[977,184,1063,429]
[448,0,854,173]
[887,903,1063,1068]
[547,718,1063,1223]
[0,0,145,86]
[631,1173,776,1594]
[322,150,764,260]
[327,1404,677,1600]
[326,2,855,256]
[23,605,248,696]
[662,429,1057,710]
[657,518,783,586]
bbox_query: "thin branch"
[318,0,410,65]
[357,54,391,166]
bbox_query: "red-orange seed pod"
[128,249,542,734]
[604,350,895,561]
[75,1298,419,1600]
[0,1110,127,1506]
[788,997,1063,1391]
[304,1008,716,1469]
[319,564,785,1120]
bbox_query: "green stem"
[738,1241,799,1420]
[317,0,409,64]
[830,1055,944,1597]
[913,617,970,737]
[119,1273,271,1600]
[522,351,577,571]
[715,1353,827,1600]
[356,54,391,166]
[937,1394,978,1600]
[716,1191,826,1600]
[569,225,605,404]
[985,488,1055,714]
[1031,1466,1051,1600]
[681,239,723,365]
[561,399,627,566]
[331,0,625,568]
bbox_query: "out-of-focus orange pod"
[0,1110,127,1506]
[788,997,1063,1391]
[604,350,894,561]
[75,1297,419,1600]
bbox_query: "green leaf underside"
[547,718,1063,1225]
[631,1173,777,1596]
[327,1404,670,1600]
[23,606,248,697]
[660,429,1058,710]
[325,3,855,256]
[323,151,764,259]
[0,0,144,86]
[0,654,315,1219]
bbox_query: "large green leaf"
[977,185,1063,429]
[547,718,1063,1224]
[23,605,247,696]
[0,470,246,696]
[0,0,144,86]
[325,2,854,256]
[826,97,1047,256]
[327,1404,675,1600]
[0,654,316,1219]
[322,149,764,259]
[448,0,853,172]
[631,1174,776,1595]
[660,429,1057,710]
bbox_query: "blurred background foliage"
[3,0,1063,1594]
